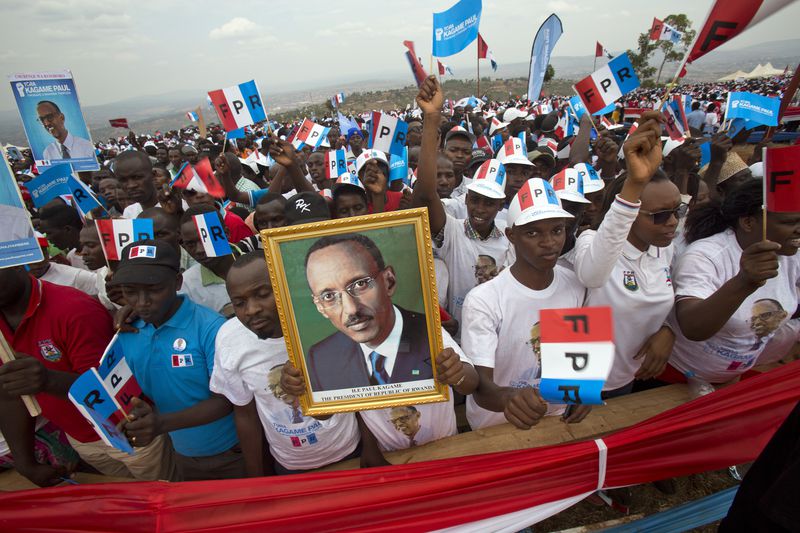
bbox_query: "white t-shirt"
[436,213,509,329]
[433,257,449,308]
[461,267,587,430]
[178,264,231,315]
[668,229,800,383]
[358,329,469,452]
[40,262,98,297]
[122,202,144,219]
[211,318,360,470]
[574,197,676,390]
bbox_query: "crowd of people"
[0,71,798,501]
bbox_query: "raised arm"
[568,113,593,166]
[411,76,447,236]
[215,154,252,205]
[574,112,663,288]
[269,140,315,194]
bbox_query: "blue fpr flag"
[568,96,587,120]
[389,147,409,183]
[193,212,232,258]
[68,369,134,454]
[432,0,482,57]
[527,14,563,106]
[725,92,781,127]
[26,163,103,215]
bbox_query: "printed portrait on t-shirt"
[389,405,421,447]
[267,364,304,424]
[474,254,499,284]
[749,299,788,349]
[527,322,542,381]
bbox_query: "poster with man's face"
[263,210,447,415]
[9,70,99,172]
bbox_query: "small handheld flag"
[171,158,225,198]
[207,79,267,132]
[186,111,199,122]
[193,212,232,257]
[389,147,409,183]
[325,149,349,179]
[291,119,330,150]
[573,53,640,115]
[539,307,615,406]
[96,219,154,262]
[403,40,428,87]
[649,17,682,43]
[763,144,800,213]
[368,112,408,157]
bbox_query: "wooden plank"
[320,384,691,471]
[0,469,135,492]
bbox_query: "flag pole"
[762,146,768,241]
[477,42,481,97]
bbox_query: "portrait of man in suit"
[304,233,432,391]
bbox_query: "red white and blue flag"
[193,212,232,258]
[649,18,683,43]
[171,158,225,198]
[403,40,428,87]
[96,218,154,262]
[437,60,454,76]
[289,119,330,150]
[573,53,640,114]
[368,112,408,157]
[539,307,615,406]
[330,92,345,107]
[477,33,498,72]
[186,111,199,122]
[325,149,349,179]
[662,98,689,140]
[207,79,267,132]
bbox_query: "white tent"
[745,62,785,78]
[718,70,749,81]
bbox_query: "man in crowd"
[37,203,87,269]
[116,150,159,219]
[112,240,243,481]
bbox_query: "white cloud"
[210,17,259,40]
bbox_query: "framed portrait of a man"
[262,208,447,415]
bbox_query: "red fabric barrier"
[1,361,798,533]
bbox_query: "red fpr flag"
[109,118,129,129]
[171,158,225,198]
[437,60,446,76]
[477,33,489,59]
[679,0,795,77]
[403,40,428,87]
[764,144,800,213]
[595,41,604,58]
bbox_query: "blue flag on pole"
[389,147,409,183]
[432,0,482,57]
[527,14,563,102]
[26,163,103,215]
[725,92,781,127]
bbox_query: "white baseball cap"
[503,108,529,122]
[573,163,604,194]
[507,178,573,227]
[489,117,509,136]
[466,159,507,200]
[497,138,533,167]
[550,168,590,204]
[355,149,389,175]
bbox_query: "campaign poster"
[8,70,100,172]
[0,155,42,268]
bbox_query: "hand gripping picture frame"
[261,208,447,416]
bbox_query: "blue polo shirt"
[119,297,237,457]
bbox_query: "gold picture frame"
[261,208,447,416]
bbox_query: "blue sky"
[0,0,797,111]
